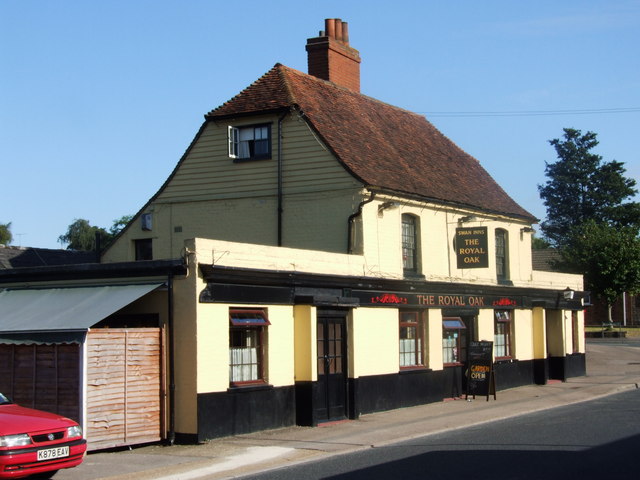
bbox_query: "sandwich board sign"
[465,340,496,401]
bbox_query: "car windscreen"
[0,393,13,405]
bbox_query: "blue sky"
[1,0,638,249]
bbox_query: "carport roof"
[0,283,163,335]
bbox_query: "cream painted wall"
[427,309,444,371]
[512,309,534,361]
[358,196,579,291]
[115,290,167,323]
[532,307,546,359]
[196,303,229,393]
[264,305,295,387]
[192,238,368,278]
[294,305,316,382]
[171,253,201,435]
[545,310,565,356]
[195,303,296,391]
[575,310,585,353]
[567,311,576,355]
[350,308,398,378]
[561,310,582,356]
[476,309,494,343]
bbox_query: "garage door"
[86,328,164,450]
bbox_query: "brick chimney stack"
[306,18,361,92]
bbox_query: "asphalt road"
[242,388,640,480]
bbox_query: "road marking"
[154,446,294,480]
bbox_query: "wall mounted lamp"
[520,227,535,234]
[563,287,575,300]
[458,215,477,224]
[378,201,400,213]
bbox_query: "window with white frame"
[402,214,420,274]
[229,308,270,385]
[442,317,466,365]
[228,124,271,161]
[399,311,425,368]
[495,228,509,284]
[494,310,512,358]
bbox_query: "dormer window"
[228,124,271,161]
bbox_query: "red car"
[0,393,86,479]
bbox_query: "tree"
[538,128,640,322]
[531,235,551,250]
[538,128,640,247]
[59,216,132,251]
[558,221,640,322]
[0,222,12,245]
[109,215,133,236]
[58,219,110,251]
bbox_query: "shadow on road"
[323,433,639,479]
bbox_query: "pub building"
[0,19,585,445]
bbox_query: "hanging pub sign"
[456,227,489,269]
[465,340,496,401]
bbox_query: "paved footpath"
[58,339,640,480]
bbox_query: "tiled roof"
[208,64,536,221]
[0,245,96,269]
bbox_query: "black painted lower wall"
[197,385,295,441]
[194,355,586,441]
[493,359,535,390]
[533,358,549,384]
[565,353,586,378]
[350,369,444,416]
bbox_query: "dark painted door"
[316,310,348,422]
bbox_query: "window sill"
[494,356,513,363]
[443,362,464,367]
[399,366,431,374]
[403,272,425,280]
[227,382,273,393]
[497,279,513,286]
[232,155,272,163]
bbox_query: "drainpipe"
[277,111,288,246]
[347,191,375,254]
[167,271,176,445]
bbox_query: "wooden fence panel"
[85,328,163,450]
[0,344,80,422]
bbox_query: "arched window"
[495,228,509,284]
[402,214,420,275]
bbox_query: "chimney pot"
[334,19,343,42]
[325,18,335,38]
[307,18,361,92]
[342,22,350,44]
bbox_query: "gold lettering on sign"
[417,295,436,306]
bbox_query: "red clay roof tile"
[207,64,536,221]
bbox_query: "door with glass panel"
[316,310,347,422]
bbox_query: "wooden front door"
[315,310,348,422]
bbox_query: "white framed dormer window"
[228,124,271,161]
